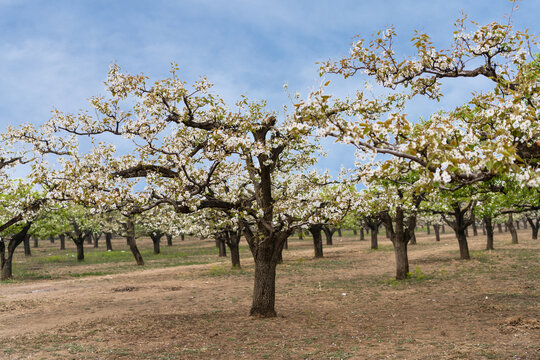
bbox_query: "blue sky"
[1,0,538,174]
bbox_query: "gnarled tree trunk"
[1,224,32,280]
[322,225,335,246]
[125,216,144,266]
[507,214,518,244]
[243,225,291,318]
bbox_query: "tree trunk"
[482,223,486,235]
[382,208,411,280]
[445,205,471,260]
[93,233,101,248]
[251,257,277,317]
[243,226,290,318]
[126,216,144,266]
[394,237,409,280]
[370,227,378,249]
[33,237,38,248]
[1,253,14,280]
[352,229,357,235]
[216,235,227,257]
[337,228,342,237]
[226,232,241,268]
[484,215,494,250]
[409,225,417,245]
[76,241,84,261]
[442,225,445,233]
[298,230,304,240]
[181,234,185,241]
[507,214,518,244]
[153,237,161,254]
[360,227,365,241]
[456,230,470,260]
[426,222,431,235]
[49,235,54,244]
[523,219,527,229]
[283,239,288,250]
[0,224,29,281]
[516,220,520,230]
[527,217,539,239]
[471,213,478,236]
[497,223,503,233]
[322,226,334,246]
[23,235,31,256]
[150,233,162,255]
[105,233,113,251]
[433,224,441,242]
[59,234,66,250]
[166,234,173,246]
[309,225,323,258]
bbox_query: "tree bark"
[216,234,227,257]
[433,224,441,242]
[381,207,413,280]
[309,225,324,258]
[507,214,518,244]
[322,225,335,246]
[370,227,378,249]
[471,213,478,236]
[360,227,365,241]
[59,234,66,250]
[251,257,277,317]
[444,203,472,260]
[105,233,113,251]
[23,234,31,256]
[150,233,162,255]
[352,229,357,235]
[33,237,38,248]
[456,229,470,260]
[1,224,32,280]
[527,217,539,239]
[166,234,173,246]
[243,225,290,318]
[92,232,101,248]
[497,223,503,233]
[225,230,242,268]
[484,215,494,250]
[76,241,84,261]
[125,216,144,266]
[426,222,431,235]
[337,228,342,237]
[49,235,54,244]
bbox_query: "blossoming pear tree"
[43,63,343,317]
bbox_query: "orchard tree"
[42,63,339,318]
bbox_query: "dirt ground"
[0,230,538,359]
